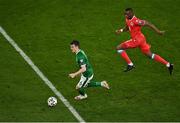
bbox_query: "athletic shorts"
[76,74,93,89]
[120,34,151,54]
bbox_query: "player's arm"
[143,20,165,35]
[69,65,86,78]
[69,56,87,78]
[115,25,129,35]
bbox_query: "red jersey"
[126,16,145,38]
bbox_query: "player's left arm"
[140,20,165,35]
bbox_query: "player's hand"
[158,30,165,35]
[115,29,123,35]
[69,73,76,78]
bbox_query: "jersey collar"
[127,15,135,21]
[130,16,135,21]
[76,49,81,55]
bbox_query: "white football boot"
[101,81,110,89]
[74,94,88,100]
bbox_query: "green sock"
[87,81,101,87]
[78,88,85,95]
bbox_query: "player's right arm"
[69,65,86,78]
[115,25,129,35]
[69,55,86,78]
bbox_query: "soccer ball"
[47,97,57,107]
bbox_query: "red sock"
[120,51,132,64]
[154,54,168,65]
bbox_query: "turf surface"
[0,0,180,121]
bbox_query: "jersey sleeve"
[78,56,86,67]
[134,18,145,26]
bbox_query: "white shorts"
[76,74,94,89]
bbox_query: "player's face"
[124,10,134,19]
[70,44,78,53]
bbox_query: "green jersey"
[76,49,93,77]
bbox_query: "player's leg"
[87,80,110,89]
[75,75,88,100]
[80,75,110,89]
[116,39,135,72]
[141,44,174,75]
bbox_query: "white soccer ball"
[47,97,57,107]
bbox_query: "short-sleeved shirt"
[122,16,150,53]
[126,16,145,38]
[76,50,93,77]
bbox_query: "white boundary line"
[0,26,85,123]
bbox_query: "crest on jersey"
[136,19,145,25]
[80,59,83,63]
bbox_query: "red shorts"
[120,34,151,54]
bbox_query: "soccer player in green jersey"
[69,40,110,100]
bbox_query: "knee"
[144,52,155,59]
[116,44,123,50]
[145,53,152,59]
[116,45,125,54]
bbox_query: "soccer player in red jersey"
[116,8,173,75]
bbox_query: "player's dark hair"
[125,8,133,12]
[70,40,80,47]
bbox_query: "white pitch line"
[0,26,85,123]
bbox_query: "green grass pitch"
[0,0,180,121]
